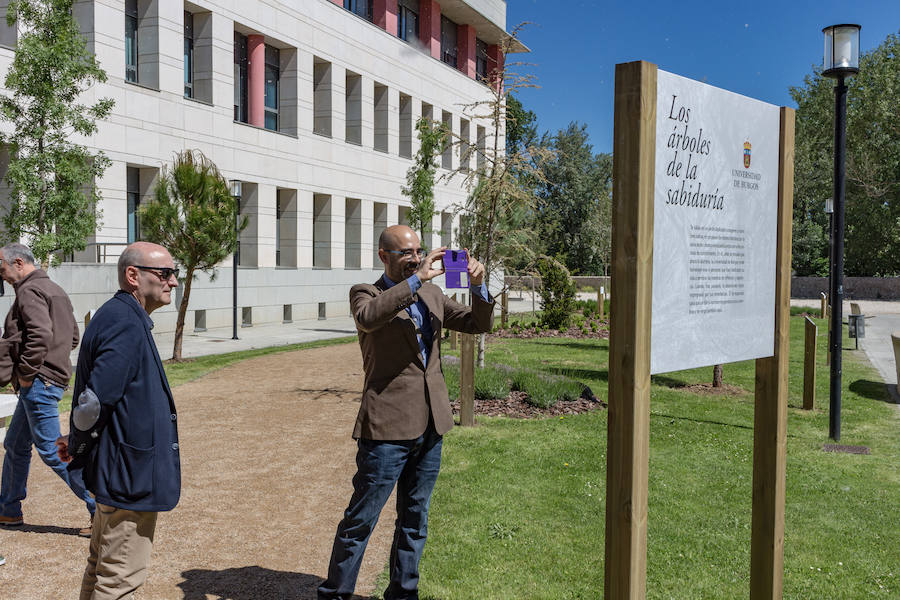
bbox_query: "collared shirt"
[383,274,489,367]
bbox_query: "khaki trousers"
[79,503,158,600]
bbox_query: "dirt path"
[0,343,395,600]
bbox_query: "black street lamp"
[230,179,242,341]
[822,24,860,441]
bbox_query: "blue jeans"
[318,423,443,600]
[0,378,95,519]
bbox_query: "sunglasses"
[133,265,179,281]
[385,248,425,259]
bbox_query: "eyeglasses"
[133,265,179,281]
[384,249,425,259]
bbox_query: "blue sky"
[506,1,900,154]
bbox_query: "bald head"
[378,225,418,252]
[118,242,171,290]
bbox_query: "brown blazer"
[350,275,495,440]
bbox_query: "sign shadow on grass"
[848,379,897,404]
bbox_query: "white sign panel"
[650,70,780,375]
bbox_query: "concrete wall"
[791,277,900,300]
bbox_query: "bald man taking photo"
[57,241,181,600]
[319,225,494,600]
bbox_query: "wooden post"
[598,287,606,319]
[450,294,458,350]
[750,106,794,600]
[531,275,536,316]
[604,60,656,600]
[459,333,476,426]
[803,316,817,410]
[501,291,508,327]
[820,292,827,319]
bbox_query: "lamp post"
[822,24,860,441]
[230,180,242,341]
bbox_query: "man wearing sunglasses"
[319,224,494,600]
[56,241,180,600]
[0,243,94,535]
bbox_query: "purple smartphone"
[443,249,468,288]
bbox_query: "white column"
[360,199,374,269]
[330,63,346,145]
[330,194,346,269]
[255,183,277,268]
[387,87,400,156]
[361,75,375,149]
[298,190,314,268]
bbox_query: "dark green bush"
[536,256,576,330]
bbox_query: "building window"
[440,15,458,68]
[344,0,372,21]
[184,12,194,98]
[233,32,248,123]
[476,38,488,81]
[264,46,279,131]
[398,0,418,42]
[126,167,141,243]
[125,0,139,82]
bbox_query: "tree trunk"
[172,266,194,361]
[712,364,723,388]
[477,269,492,368]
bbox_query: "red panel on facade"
[374,0,398,33]
[247,34,265,128]
[457,24,476,78]
[487,43,504,91]
[419,0,441,59]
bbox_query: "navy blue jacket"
[68,291,181,512]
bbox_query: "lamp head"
[823,24,861,78]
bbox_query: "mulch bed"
[675,382,749,396]
[450,391,606,420]
[489,324,610,341]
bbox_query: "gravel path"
[0,343,392,600]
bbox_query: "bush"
[475,368,510,400]
[442,363,510,401]
[536,256,576,330]
[511,370,585,409]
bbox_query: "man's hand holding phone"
[415,247,447,282]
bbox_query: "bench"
[0,393,18,443]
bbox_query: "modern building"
[0,0,522,332]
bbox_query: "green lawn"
[410,316,899,599]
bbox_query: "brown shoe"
[78,516,93,538]
[0,514,23,527]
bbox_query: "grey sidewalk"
[793,298,900,404]
[858,313,900,404]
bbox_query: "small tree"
[140,150,247,361]
[536,256,575,330]
[455,24,550,366]
[0,0,114,265]
[402,117,447,247]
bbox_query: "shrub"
[536,256,576,330]
[475,367,511,400]
[511,370,585,409]
[442,362,510,401]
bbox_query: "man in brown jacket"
[319,225,494,600]
[0,243,94,534]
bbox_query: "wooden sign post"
[459,333,476,426]
[606,60,793,599]
[803,316,817,410]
